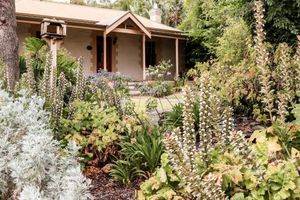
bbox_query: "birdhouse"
[41,18,67,39]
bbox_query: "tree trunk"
[0,0,19,90]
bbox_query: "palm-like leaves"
[120,129,163,174]
[110,160,145,184]
[110,128,164,184]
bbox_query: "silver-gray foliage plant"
[0,88,92,200]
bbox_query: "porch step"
[128,81,141,96]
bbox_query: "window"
[146,41,156,67]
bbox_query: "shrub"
[151,82,174,98]
[61,100,123,162]
[216,18,254,66]
[0,88,91,199]
[159,77,300,199]
[88,70,131,96]
[163,76,239,199]
[109,160,145,185]
[22,37,78,81]
[138,154,185,200]
[110,128,164,184]
[146,60,173,81]
[137,60,175,98]
[163,101,199,130]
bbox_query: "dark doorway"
[97,36,112,72]
[146,41,156,67]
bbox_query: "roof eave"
[16,13,187,37]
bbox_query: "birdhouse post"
[41,18,67,90]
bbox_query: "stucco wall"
[62,28,94,75]
[17,23,95,75]
[17,23,31,53]
[116,33,142,81]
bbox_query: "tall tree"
[264,0,300,45]
[0,0,19,90]
[180,0,251,52]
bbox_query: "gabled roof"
[15,0,184,36]
[105,11,151,38]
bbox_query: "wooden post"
[142,34,146,80]
[175,38,179,78]
[103,31,107,71]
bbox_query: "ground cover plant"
[0,88,91,199]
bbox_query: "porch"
[17,13,186,81]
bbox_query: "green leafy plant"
[146,60,173,81]
[110,128,164,184]
[138,60,175,98]
[138,153,186,200]
[163,101,199,130]
[110,160,145,185]
[164,75,241,199]
[61,100,123,162]
[292,104,300,125]
[122,129,163,174]
[236,130,300,200]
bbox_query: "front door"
[97,36,112,72]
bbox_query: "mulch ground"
[89,173,137,200]
[85,165,139,200]
[234,115,264,137]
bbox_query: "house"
[15,0,187,81]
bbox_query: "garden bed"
[88,173,138,200]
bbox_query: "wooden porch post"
[103,31,107,71]
[175,38,179,78]
[142,34,146,80]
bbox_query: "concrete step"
[127,81,142,96]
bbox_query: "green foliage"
[164,102,199,130]
[188,60,258,115]
[138,60,175,99]
[22,37,78,81]
[152,82,174,98]
[138,154,185,200]
[110,160,145,185]
[237,129,300,200]
[180,0,249,51]
[164,80,239,199]
[205,122,300,200]
[57,48,79,83]
[146,60,173,81]
[216,18,254,66]
[292,104,300,125]
[264,0,300,44]
[145,97,158,112]
[164,103,183,128]
[23,37,48,79]
[110,128,164,184]
[186,0,299,123]
[61,100,123,160]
